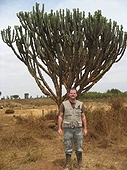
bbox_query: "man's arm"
[58,112,63,136]
[82,113,87,136]
[81,104,87,136]
[58,104,64,136]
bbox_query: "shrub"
[86,97,127,143]
[5,109,14,114]
[108,97,125,110]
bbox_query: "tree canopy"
[1,3,127,107]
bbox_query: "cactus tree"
[1,3,127,107]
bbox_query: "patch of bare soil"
[0,99,127,170]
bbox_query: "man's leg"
[74,128,85,170]
[63,128,73,170]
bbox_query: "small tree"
[11,95,20,99]
[1,3,127,107]
[24,93,29,99]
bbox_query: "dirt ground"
[0,99,127,170]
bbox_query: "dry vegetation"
[0,97,127,170]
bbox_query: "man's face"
[69,90,77,100]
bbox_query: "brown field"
[0,97,127,170]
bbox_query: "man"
[58,88,87,170]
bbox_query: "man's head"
[68,88,77,101]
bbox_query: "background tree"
[24,93,29,99]
[107,88,121,96]
[1,3,127,107]
[11,95,20,99]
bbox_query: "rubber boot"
[64,154,71,170]
[76,153,85,170]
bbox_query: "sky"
[0,0,127,98]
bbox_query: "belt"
[63,121,82,128]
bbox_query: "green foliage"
[80,88,127,99]
[107,88,121,95]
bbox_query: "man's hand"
[83,129,87,136]
[58,128,63,136]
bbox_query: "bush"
[5,109,14,114]
[108,97,125,110]
[86,97,127,143]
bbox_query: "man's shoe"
[78,165,85,170]
[76,153,85,170]
[64,154,71,170]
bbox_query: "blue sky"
[0,0,127,98]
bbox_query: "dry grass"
[0,97,127,170]
[86,97,127,142]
